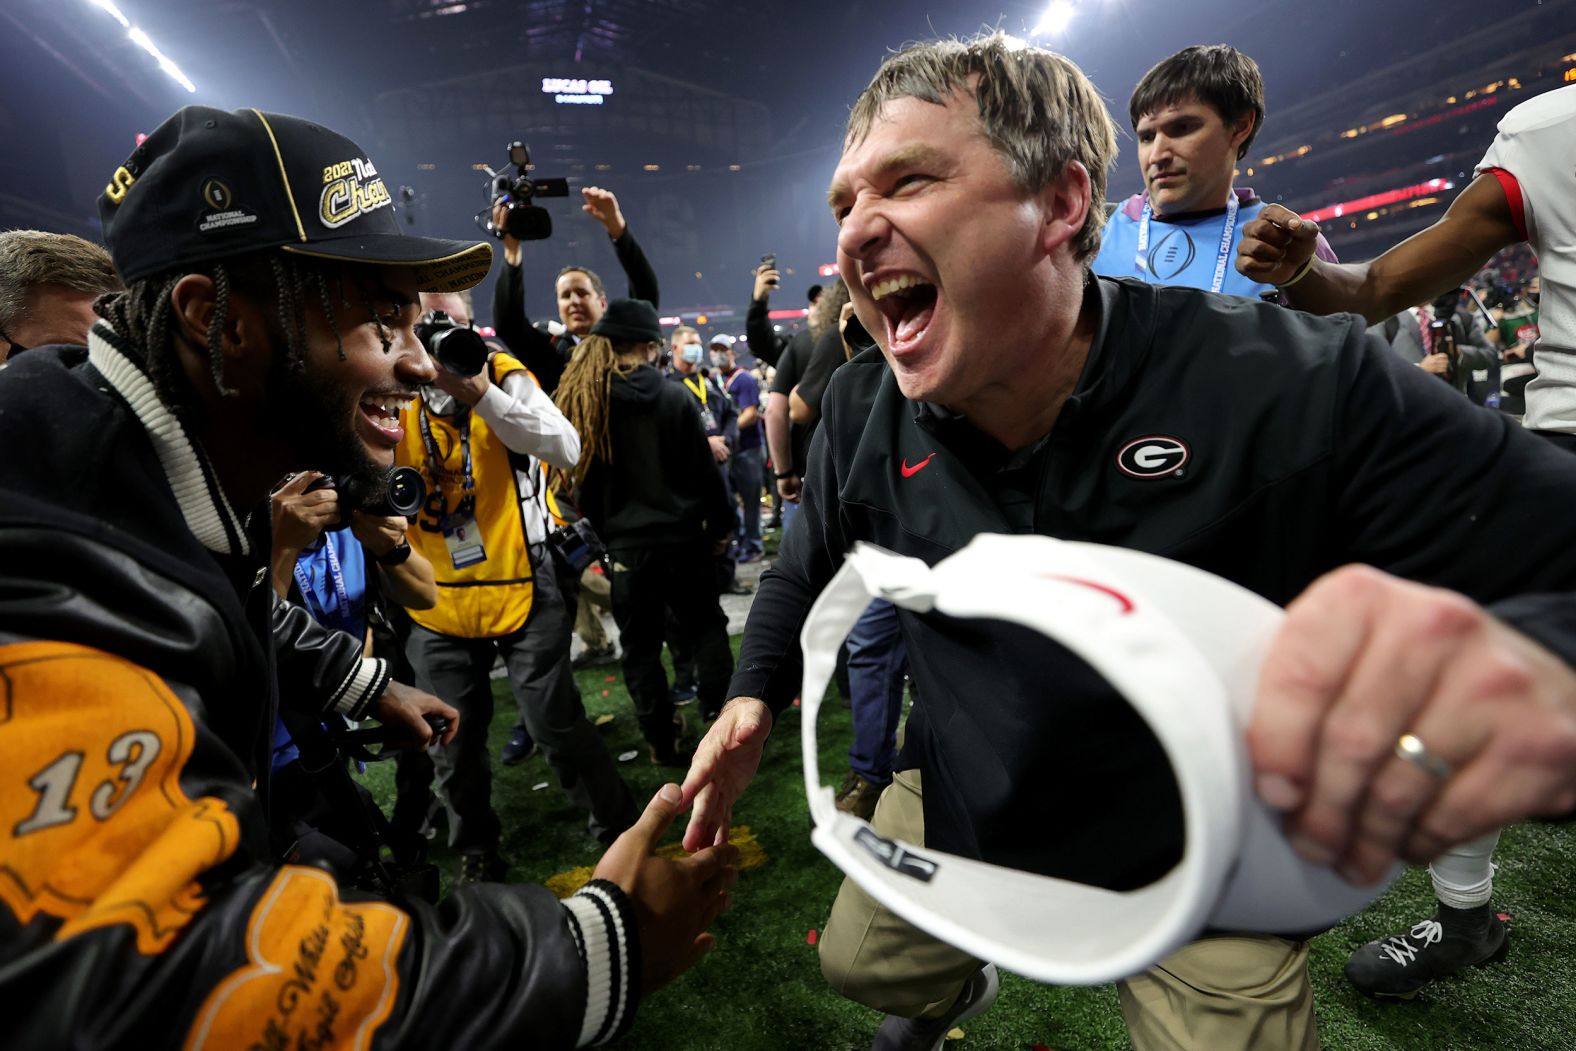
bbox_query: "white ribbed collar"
[88,322,252,557]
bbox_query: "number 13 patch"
[0,641,240,954]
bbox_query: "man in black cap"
[550,299,736,763]
[0,106,736,1048]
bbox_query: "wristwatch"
[375,539,413,566]
[775,470,799,479]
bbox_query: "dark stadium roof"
[3,0,1573,317]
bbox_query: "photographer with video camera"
[1386,288,1496,398]
[398,289,638,884]
[486,142,659,396]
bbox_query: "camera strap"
[417,407,476,529]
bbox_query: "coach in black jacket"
[678,34,1576,1051]
[490,185,659,395]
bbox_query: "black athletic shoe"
[870,964,998,1051]
[1344,904,1508,999]
[500,722,537,766]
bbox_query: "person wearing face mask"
[488,186,659,396]
[669,326,744,601]
[709,334,766,563]
[1092,45,1336,300]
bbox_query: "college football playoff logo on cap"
[202,178,231,211]
[1116,435,1189,479]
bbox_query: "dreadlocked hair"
[92,251,350,430]
[549,333,641,490]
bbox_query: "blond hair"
[845,32,1117,260]
[550,334,642,489]
[0,229,121,333]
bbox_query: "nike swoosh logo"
[900,454,936,478]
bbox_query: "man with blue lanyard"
[267,470,440,848]
[1092,45,1335,297]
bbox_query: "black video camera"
[415,309,490,377]
[305,467,426,521]
[488,141,570,241]
[1431,288,1463,321]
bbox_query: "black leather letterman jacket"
[0,326,638,1049]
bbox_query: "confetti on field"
[1498,911,1513,923]
[618,750,639,762]
[601,689,610,696]
[594,713,615,727]
[604,675,616,683]
[1031,1045,1055,1050]
[805,929,817,945]
[532,782,549,791]
[544,826,769,898]
[792,697,801,707]
[946,1028,965,1041]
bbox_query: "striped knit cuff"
[330,657,389,720]
[561,879,640,1046]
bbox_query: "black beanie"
[590,298,662,343]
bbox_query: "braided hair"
[91,251,393,430]
[549,334,644,490]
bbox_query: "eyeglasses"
[798,536,1393,985]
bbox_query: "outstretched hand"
[681,698,773,852]
[581,186,627,239]
[594,784,740,992]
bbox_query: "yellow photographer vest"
[397,353,535,638]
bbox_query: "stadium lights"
[1032,0,1076,36]
[85,0,196,93]
[86,0,130,27]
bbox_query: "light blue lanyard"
[1135,193,1240,294]
[293,533,352,632]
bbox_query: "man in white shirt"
[396,289,636,883]
[1235,81,1576,999]
[1237,83,1574,443]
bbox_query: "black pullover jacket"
[732,276,1576,891]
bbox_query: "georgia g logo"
[1116,435,1189,479]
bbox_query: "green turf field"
[357,643,1576,1050]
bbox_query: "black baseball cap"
[99,106,491,292]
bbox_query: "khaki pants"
[818,769,1319,1051]
[575,566,612,651]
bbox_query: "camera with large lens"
[305,467,426,521]
[488,141,570,242]
[415,309,490,377]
